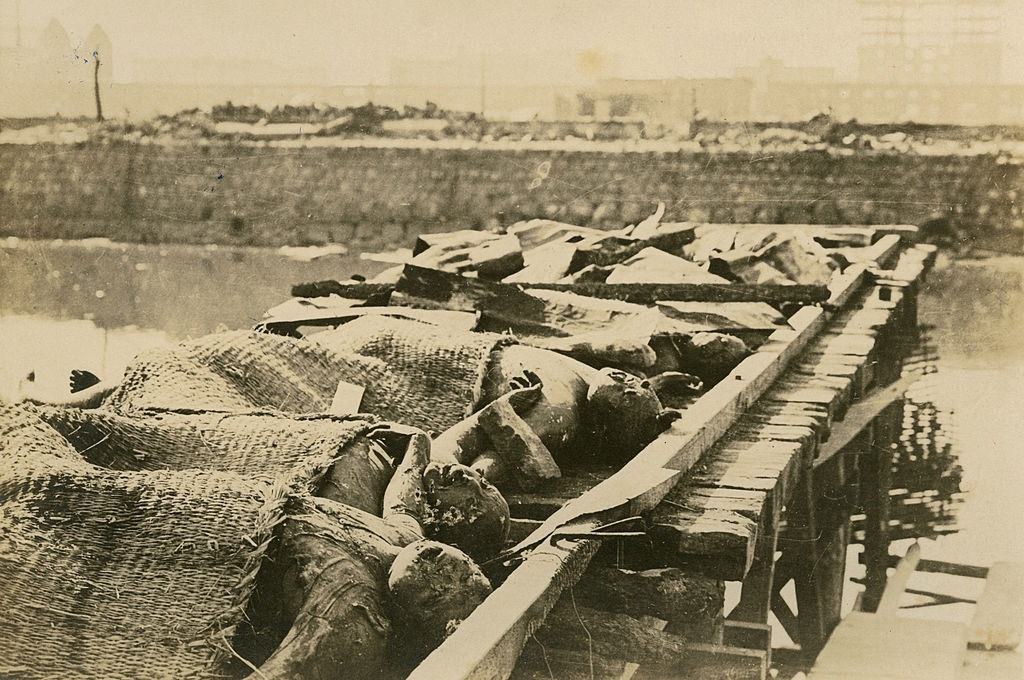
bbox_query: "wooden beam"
[257,305,478,334]
[866,556,989,580]
[699,222,918,245]
[724,620,772,667]
[876,542,922,616]
[289,280,392,301]
[290,277,829,305]
[729,491,780,625]
[522,281,829,305]
[808,612,965,680]
[813,370,918,470]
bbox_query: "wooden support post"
[859,398,902,612]
[813,453,852,635]
[730,489,780,625]
[785,472,828,655]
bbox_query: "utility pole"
[15,0,22,46]
[479,52,486,117]
[93,51,104,121]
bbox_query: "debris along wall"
[0,143,1020,249]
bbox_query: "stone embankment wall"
[1,143,1019,249]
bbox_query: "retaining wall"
[1,143,1020,248]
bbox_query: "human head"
[387,540,493,655]
[421,461,510,561]
[586,368,663,461]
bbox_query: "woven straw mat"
[104,316,512,434]
[0,402,284,679]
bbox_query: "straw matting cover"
[309,315,513,433]
[32,405,379,479]
[104,317,511,434]
[30,405,394,517]
[0,403,284,679]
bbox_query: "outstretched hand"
[69,369,102,394]
[505,369,543,413]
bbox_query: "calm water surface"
[0,237,385,399]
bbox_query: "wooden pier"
[397,230,940,680]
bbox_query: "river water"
[1,238,1022,614]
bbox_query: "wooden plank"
[520,281,830,305]
[702,222,918,245]
[877,542,922,615]
[968,562,1024,651]
[813,371,918,469]
[688,441,803,497]
[291,276,830,305]
[257,304,478,334]
[289,279,392,300]
[676,487,769,521]
[409,267,872,680]
[763,383,847,415]
[809,612,966,680]
[752,401,832,432]
[870,557,988,580]
[724,620,772,655]
[813,332,878,356]
[647,507,758,580]
[859,234,904,268]
[731,419,819,446]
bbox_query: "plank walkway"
[807,556,1023,680]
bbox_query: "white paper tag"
[329,380,365,415]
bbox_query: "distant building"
[735,58,836,85]
[856,0,1003,84]
[1,18,73,86]
[570,52,1023,127]
[576,78,753,127]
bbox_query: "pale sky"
[11,0,1024,85]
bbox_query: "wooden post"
[813,453,852,633]
[859,398,902,612]
[93,50,104,122]
[782,471,827,654]
[729,489,780,625]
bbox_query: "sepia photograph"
[0,1,1022,678]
